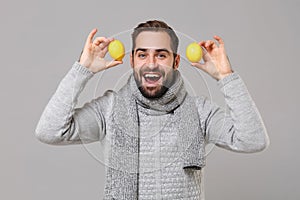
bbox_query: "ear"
[130,53,134,68]
[174,54,180,70]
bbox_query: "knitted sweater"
[137,105,204,199]
[35,62,269,199]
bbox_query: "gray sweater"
[35,62,269,199]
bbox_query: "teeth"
[144,74,160,78]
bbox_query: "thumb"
[105,60,123,69]
[191,62,208,73]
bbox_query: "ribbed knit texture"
[35,62,269,200]
[138,106,204,199]
[102,70,205,199]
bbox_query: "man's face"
[130,31,180,98]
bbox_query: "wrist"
[217,71,233,81]
[78,60,99,74]
[73,61,95,77]
[217,71,240,88]
[79,59,91,69]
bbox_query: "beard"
[133,64,176,99]
[138,83,169,99]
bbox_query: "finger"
[198,41,205,46]
[99,38,113,49]
[93,37,107,46]
[105,60,123,69]
[201,49,212,62]
[99,46,109,58]
[198,42,209,54]
[214,35,225,47]
[85,28,97,47]
[206,40,217,49]
[201,40,216,52]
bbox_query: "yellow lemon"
[108,40,125,61]
[186,42,203,63]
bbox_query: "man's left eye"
[158,54,166,58]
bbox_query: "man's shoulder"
[91,90,117,110]
[183,94,218,115]
[92,83,130,106]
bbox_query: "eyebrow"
[134,48,171,54]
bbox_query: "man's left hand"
[191,35,233,81]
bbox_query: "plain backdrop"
[1,0,299,199]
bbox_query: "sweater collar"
[128,70,187,113]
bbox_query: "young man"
[36,20,269,199]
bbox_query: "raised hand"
[79,29,123,73]
[191,35,233,81]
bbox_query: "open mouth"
[143,73,162,84]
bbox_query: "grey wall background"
[1,0,299,199]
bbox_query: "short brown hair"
[131,20,179,54]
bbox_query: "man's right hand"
[79,28,123,73]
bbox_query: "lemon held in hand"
[108,40,125,61]
[186,42,203,63]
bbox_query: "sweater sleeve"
[35,62,107,145]
[197,72,270,153]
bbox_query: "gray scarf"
[103,71,205,199]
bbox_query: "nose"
[147,53,158,69]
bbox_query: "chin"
[139,85,168,99]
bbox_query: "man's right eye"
[138,54,146,58]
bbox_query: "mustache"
[138,65,166,77]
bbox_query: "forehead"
[135,31,172,51]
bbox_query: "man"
[36,20,269,199]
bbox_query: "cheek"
[164,67,175,80]
[134,60,145,68]
[165,69,173,77]
[132,58,143,68]
[160,59,174,68]
[133,65,142,78]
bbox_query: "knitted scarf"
[103,70,205,199]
